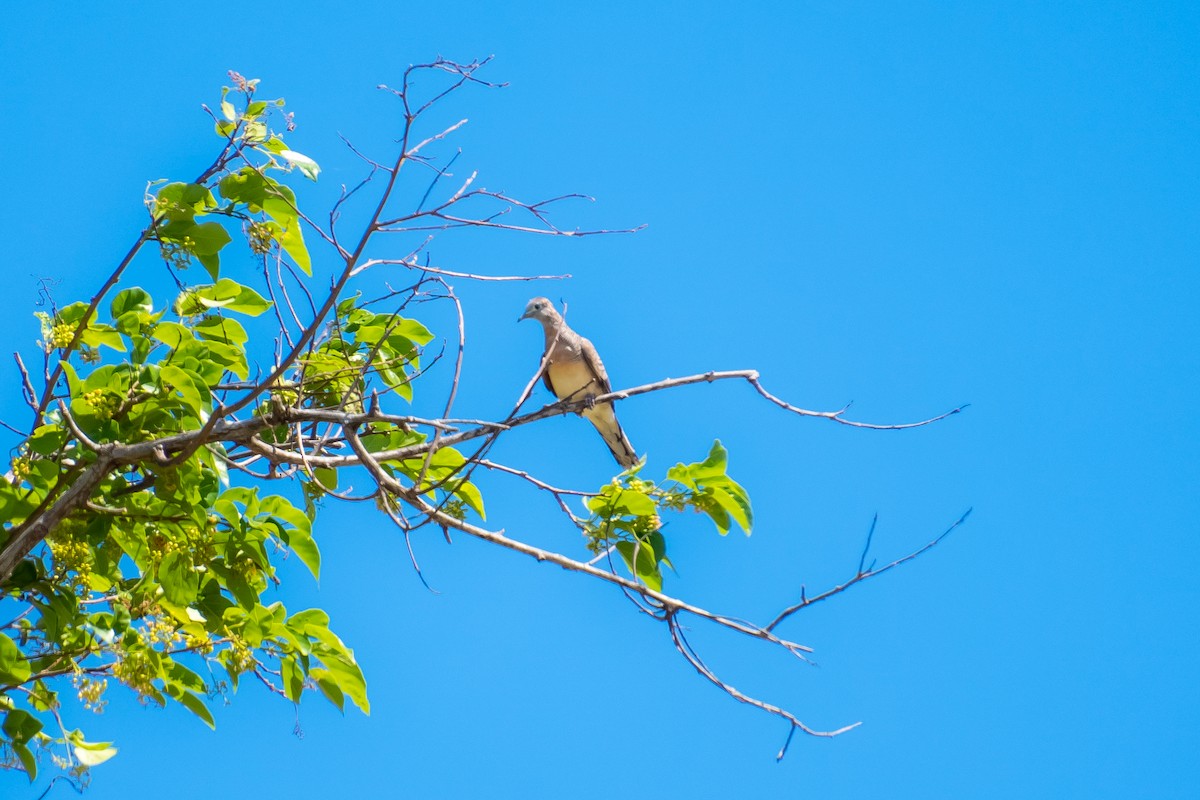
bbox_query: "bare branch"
[766,509,973,632]
[356,257,571,282]
[667,613,860,741]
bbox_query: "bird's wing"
[578,336,613,395]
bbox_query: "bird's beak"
[517,310,531,322]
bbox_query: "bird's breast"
[547,358,599,401]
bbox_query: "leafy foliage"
[583,441,752,592]
[0,66,752,782]
[0,75,360,782]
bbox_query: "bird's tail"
[586,404,639,469]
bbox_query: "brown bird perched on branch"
[519,297,639,468]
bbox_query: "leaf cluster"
[583,441,753,591]
[0,77,358,781]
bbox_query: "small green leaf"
[321,654,369,714]
[310,668,345,711]
[699,494,732,535]
[261,495,320,580]
[68,730,118,767]
[159,364,210,415]
[279,150,320,181]
[26,425,66,456]
[390,317,435,347]
[194,315,248,346]
[243,120,267,143]
[0,634,31,685]
[56,301,93,326]
[152,320,195,348]
[175,279,272,317]
[274,217,310,275]
[196,251,220,280]
[3,709,43,743]
[110,287,154,318]
[709,485,752,535]
[313,467,338,490]
[187,222,232,255]
[673,440,754,535]
[282,656,305,703]
[452,480,486,519]
[13,740,36,779]
[158,551,200,606]
[615,540,661,592]
[79,324,126,352]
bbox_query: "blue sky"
[2,2,1197,797]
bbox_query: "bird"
[519,297,639,469]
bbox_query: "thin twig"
[766,509,973,632]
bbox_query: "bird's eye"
[534,303,542,310]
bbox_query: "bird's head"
[518,296,558,324]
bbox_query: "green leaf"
[709,485,752,535]
[158,551,199,606]
[154,182,216,222]
[615,540,661,592]
[320,653,369,714]
[12,741,36,779]
[166,661,207,693]
[159,364,210,416]
[26,424,66,456]
[56,301,93,326]
[613,489,657,517]
[218,167,270,207]
[110,287,154,318]
[193,315,249,346]
[279,150,320,181]
[3,709,43,744]
[0,633,31,685]
[175,279,272,317]
[390,317,435,347]
[220,99,236,122]
[672,440,754,535]
[112,604,131,634]
[287,608,330,631]
[310,667,345,711]
[260,495,319,580]
[187,221,232,255]
[452,480,486,519]
[691,439,729,478]
[586,485,656,518]
[152,320,195,348]
[281,656,305,703]
[313,467,338,491]
[217,168,311,273]
[68,729,118,767]
[79,323,126,352]
[244,120,267,143]
[699,494,732,535]
[274,216,310,275]
[197,251,220,280]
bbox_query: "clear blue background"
[2,2,1197,797]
